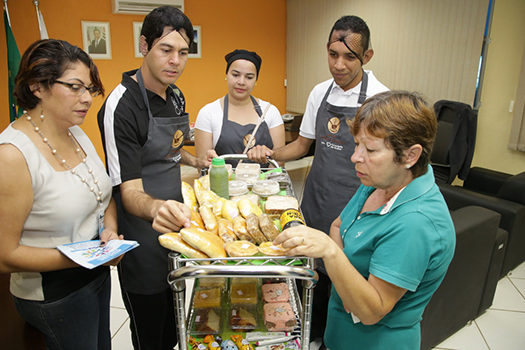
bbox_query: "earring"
[40,110,45,121]
[405,164,411,169]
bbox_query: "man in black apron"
[97,7,206,350]
[248,16,388,347]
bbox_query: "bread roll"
[213,197,226,218]
[222,200,240,221]
[189,209,205,230]
[225,240,258,257]
[258,242,289,256]
[217,218,237,243]
[158,232,208,259]
[232,216,254,243]
[181,181,198,211]
[238,198,262,219]
[180,227,226,258]
[199,205,218,235]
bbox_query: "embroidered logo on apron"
[345,117,354,129]
[243,133,256,148]
[328,117,341,134]
[172,129,184,149]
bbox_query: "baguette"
[180,227,227,258]
[181,181,198,211]
[158,232,208,259]
[189,209,205,230]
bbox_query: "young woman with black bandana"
[194,49,285,167]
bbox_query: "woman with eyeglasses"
[0,39,122,350]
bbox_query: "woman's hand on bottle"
[274,225,339,259]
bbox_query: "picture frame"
[82,21,112,59]
[189,25,201,58]
[133,21,143,58]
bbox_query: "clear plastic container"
[228,180,249,197]
[252,180,280,198]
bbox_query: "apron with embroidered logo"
[301,71,369,236]
[117,69,189,294]
[215,95,273,167]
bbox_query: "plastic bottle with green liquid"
[209,157,229,198]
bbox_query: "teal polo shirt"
[324,166,455,350]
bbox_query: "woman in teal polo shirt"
[275,91,456,350]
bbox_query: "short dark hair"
[350,91,437,178]
[141,6,194,50]
[14,39,104,111]
[328,15,371,51]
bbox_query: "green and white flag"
[3,2,22,122]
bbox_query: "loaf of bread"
[258,214,280,241]
[180,227,226,258]
[158,232,208,259]
[265,195,299,215]
[245,213,268,244]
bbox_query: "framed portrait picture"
[82,21,112,59]
[133,22,143,58]
[189,25,201,58]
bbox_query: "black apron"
[214,95,273,167]
[301,72,369,235]
[117,69,189,294]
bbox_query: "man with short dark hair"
[248,15,388,348]
[98,6,206,350]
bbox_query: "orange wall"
[0,0,286,158]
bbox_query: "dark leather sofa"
[420,205,504,350]
[439,167,525,277]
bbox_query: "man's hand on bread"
[246,145,273,164]
[152,200,191,233]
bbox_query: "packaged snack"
[261,283,290,303]
[191,308,222,335]
[197,277,227,290]
[258,242,289,257]
[218,218,237,244]
[265,196,299,215]
[229,180,249,197]
[230,305,258,331]
[263,302,296,332]
[158,232,208,259]
[246,213,267,244]
[231,334,255,350]
[252,180,280,198]
[194,287,222,308]
[232,216,254,242]
[258,214,280,241]
[230,280,258,304]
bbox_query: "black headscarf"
[225,49,262,77]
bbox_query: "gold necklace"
[24,112,104,207]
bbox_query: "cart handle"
[168,264,318,292]
[218,153,280,169]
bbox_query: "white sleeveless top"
[0,124,112,300]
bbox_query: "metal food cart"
[167,154,318,349]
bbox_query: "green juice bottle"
[209,157,229,199]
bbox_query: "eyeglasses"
[54,80,100,97]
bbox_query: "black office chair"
[430,100,477,184]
